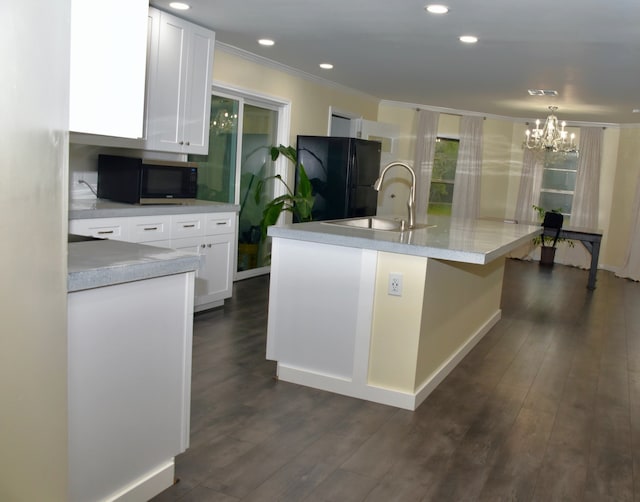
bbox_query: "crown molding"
[216,42,379,101]
[379,99,631,129]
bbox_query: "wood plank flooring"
[152,259,640,501]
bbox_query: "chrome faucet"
[373,161,417,229]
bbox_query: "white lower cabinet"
[68,271,194,501]
[69,211,237,310]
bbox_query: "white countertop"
[68,239,201,292]
[268,215,542,265]
[69,199,239,220]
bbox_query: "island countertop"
[268,215,541,265]
[69,199,239,220]
[68,238,201,292]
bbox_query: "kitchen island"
[68,237,200,501]
[266,215,541,410]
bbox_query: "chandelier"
[210,109,238,135]
[523,106,578,154]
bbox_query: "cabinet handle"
[216,221,227,226]
[207,243,212,248]
[143,227,158,231]
[183,224,196,228]
[97,230,114,235]
[179,141,184,145]
[201,244,206,248]
[185,141,190,146]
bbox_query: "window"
[428,137,459,215]
[538,151,579,218]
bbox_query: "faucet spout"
[373,161,417,229]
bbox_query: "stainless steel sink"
[322,217,435,232]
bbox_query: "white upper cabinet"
[145,8,215,154]
[69,0,148,139]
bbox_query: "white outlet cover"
[388,272,402,296]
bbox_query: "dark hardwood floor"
[153,259,640,501]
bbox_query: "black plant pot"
[540,246,556,266]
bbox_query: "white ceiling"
[150,0,640,125]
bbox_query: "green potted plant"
[532,204,573,265]
[255,144,315,241]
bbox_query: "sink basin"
[322,217,435,232]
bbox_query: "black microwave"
[97,154,198,204]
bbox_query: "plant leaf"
[260,201,285,240]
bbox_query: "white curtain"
[412,109,439,218]
[617,172,640,281]
[571,127,603,229]
[514,148,544,224]
[451,115,483,219]
[560,127,603,268]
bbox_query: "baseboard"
[106,459,175,502]
[413,309,502,408]
[277,309,502,411]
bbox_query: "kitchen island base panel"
[266,239,378,380]
[267,238,506,410]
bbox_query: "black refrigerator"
[296,136,382,221]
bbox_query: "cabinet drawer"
[171,214,204,238]
[204,213,235,236]
[69,218,128,240]
[128,215,171,243]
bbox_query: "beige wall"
[212,49,380,146]
[605,128,640,267]
[1,0,70,499]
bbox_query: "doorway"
[188,85,290,281]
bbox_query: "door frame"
[211,81,291,281]
[327,106,362,136]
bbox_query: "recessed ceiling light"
[425,4,449,14]
[258,39,275,46]
[169,2,190,10]
[459,35,478,44]
[319,63,333,70]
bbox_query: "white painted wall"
[0,0,70,499]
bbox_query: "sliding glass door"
[189,88,286,280]
[190,95,239,203]
[237,104,278,276]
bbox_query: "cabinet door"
[181,25,215,154]
[170,234,233,310]
[199,234,234,305]
[146,8,187,152]
[69,0,148,138]
[169,237,208,303]
[145,9,214,154]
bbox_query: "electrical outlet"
[388,273,403,296]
